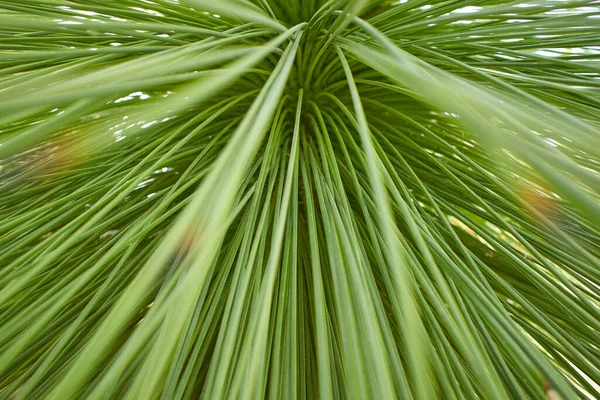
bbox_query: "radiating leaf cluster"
[0,0,599,399]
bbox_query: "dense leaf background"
[0,0,599,398]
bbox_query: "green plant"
[0,0,599,398]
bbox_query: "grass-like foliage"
[1,0,599,398]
